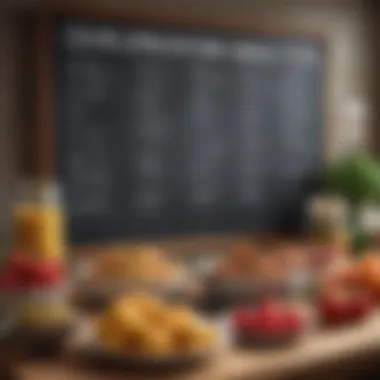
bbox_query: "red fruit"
[233,308,255,331]
[346,291,373,319]
[8,251,33,279]
[28,261,64,287]
[258,313,286,335]
[9,252,65,287]
[254,302,284,334]
[283,311,303,333]
[319,287,373,325]
[0,270,22,291]
[258,299,282,319]
[248,313,261,331]
[234,300,304,338]
[320,295,343,321]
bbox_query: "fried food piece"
[98,316,126,350]
[218,240,259,279]
[97,294,216,356]
[171,319,216,352]
[92,250,129,278]
[105,301,147,338]
[91,246,180,284]
[139,328,173,356]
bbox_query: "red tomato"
[28,261,64,287]
[8,251,33,280]
[0,270,22,291]
[320,295,345,321]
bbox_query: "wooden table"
[17,315,380,380]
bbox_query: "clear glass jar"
[19,287,72,328]
[307,195,348,247]
[12,180,66,261]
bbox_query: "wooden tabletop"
[17,315,380,380]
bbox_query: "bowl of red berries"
[231,299,307,348]
[318,281,375,327]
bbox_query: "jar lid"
[14,179,62,204]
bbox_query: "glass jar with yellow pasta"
[12,180,66,261]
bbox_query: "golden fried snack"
[90,246,181,284]
[97,294,216,356]
[165,306,195,330]
[98,316,126,350]
[123,293,161,310]
[170,305,194,322]
[139,328,173,356]
[92,250,129,279]
[132,246,181,282]
[171,320,215,352]
[258,254,287,281]
[217,240,259,279]
[196,322,216,346]
[107,302,147,336]
[122,293,170,325]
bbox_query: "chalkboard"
[53,16,325,243]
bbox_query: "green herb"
[323,152,380,256]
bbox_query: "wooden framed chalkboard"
[35,6,327,244]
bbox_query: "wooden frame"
[34,3,332,250]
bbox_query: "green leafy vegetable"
[322,152,380,256]
[323,152,380,205]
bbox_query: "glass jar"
[19,287,71,328]
[307,195,348,250]
[18,286,72,359]
[12,180,66,262]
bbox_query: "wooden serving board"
[17,314,380,380]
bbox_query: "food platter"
[72,288,231,371]
[78,315,228,371]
